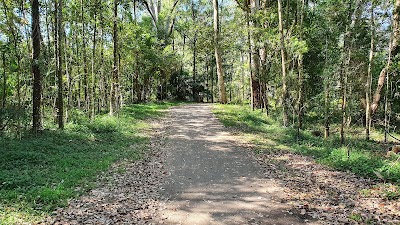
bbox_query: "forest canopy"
[0,0,399,143]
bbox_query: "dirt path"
[157,104,311,224]
[48,103,400,224]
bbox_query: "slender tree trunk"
[365,2,374,140]
[278,0,289,126]
[323,35,330,139]
[31,0,43,133]
[110,0,120,115]
[55,0,64,129]
[324,81,330,139]
[340,0,362,145]
[45,0,51,62]
[229,71,233,102]
[213,0,227,104]
[73,21,82,109]
[1,52,6,109]
[91,4,98,119]
[65,34,71,122]
[206,58,210,102]
[191,0,198,102]
[246,13,254,109]
[240,51,245,102]
[340,58,348,145]
[81,0,89,113]
[211,62,214,103]
[100,10,108,109]
[371,0,400,114]
[193,36,197,101]
[297,0,305,139]
[384,69,389,142]
[249,0,261,109]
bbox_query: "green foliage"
[0,103,176,224]
[213,104,400,183]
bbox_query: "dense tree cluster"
[0,0,399,141]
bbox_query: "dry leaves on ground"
[251,149,400,224]
[46,121,169,225]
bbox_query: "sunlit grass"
[213,104,400,183]
[0,102,178,224]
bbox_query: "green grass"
[0,102,177,224]
[213,104,400,184]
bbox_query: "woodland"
[0,0,399,139]
[1,0,400,223]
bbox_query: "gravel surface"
[156,104,312,224]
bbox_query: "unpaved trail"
[158,104,312,225]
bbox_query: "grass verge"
[213,104,400,187]
[0,102,177,225]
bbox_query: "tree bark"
[1,52,6,109]
[55,0,64,129]
[340,0,362,145]
[365,2,374,140]
[297,0,305,138]
[249,0,261,109]
[323,37,330,139]
[278,0,289,126]
[213,0,227,104]
[31,0,43,132]
[193,36,197,101]
[91,3,98,119]
[110,0,120,115]
[81,0,89,113]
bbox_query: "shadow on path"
[159,104,315,225]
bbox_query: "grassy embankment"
[0,103,176,224]
[213,104,400,195]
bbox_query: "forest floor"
[49,104,400,224]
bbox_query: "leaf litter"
[45,119,171,225]
[248,146,400,224]
[44,109,400,225]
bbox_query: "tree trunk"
[193,36,197,101]
[31,0,43,132]
[323,35,330,139]
[278,0,289,126]
[340,0,362,145]
[65,33,71,122]
[213,0,227,104]
[91,4,98,119]
[206,57,210,102]
[211,62,214,103]
[81,0,89,113]
[1,52,6,109]
[110,0,120,115]
[371,0,400,114]
[340,57,348,145]
[365,2,374,140]
[240,51,245,102]
[249,0,261,109]
[324,81,330,139]
[384,68,389,142]
[55,0,64,129]
[297,0,305,139]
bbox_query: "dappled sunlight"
[161,177,304,225]
[160,104,308,224]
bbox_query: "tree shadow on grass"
[122,102,178,120]
[214,105,400,183]
[0,103,172,223]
